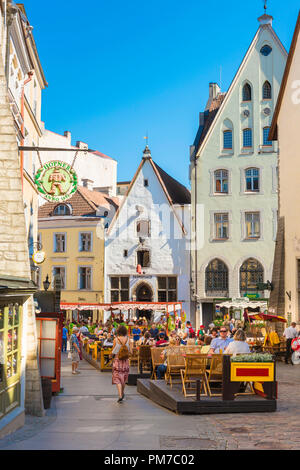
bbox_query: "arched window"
[242,83,252,102]
[240,258,264,294]
[205,259,228,295]
[223,130,233,149]
[53,204,71,216]
[243,128,253,148]
[263,81,272,100]
[214,169,228,193]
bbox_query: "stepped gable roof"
[151,161,191,205]
[194,93,226,152]
[38,186,119,218]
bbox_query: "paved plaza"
[0,354,299,451]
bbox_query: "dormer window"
[53,204,71,216]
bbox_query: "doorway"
[135,283,153,321]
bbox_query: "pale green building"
[190,13,287,328]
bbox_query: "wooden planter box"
[222,355,277,401]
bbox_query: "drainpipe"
[20,71,34,188]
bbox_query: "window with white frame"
[79,232,92,252]
[157,276,177,302]
[262,81,272,100]
[245,212,260,239]
[263,127,272,147]
[242,83,252,102]
[243,128,253,148]
[245,168,259,192]
[54,233,66,253]
[223,130,233,149]
[53,204,71,216]
[214,213,229,239]
[52,266,66,289]
[110,276,129,302]
[78,267,92,290]
[214,170,228,194]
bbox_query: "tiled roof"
[38,186,119,219]
[152,161,191,205]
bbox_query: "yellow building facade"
[38,186,119,322]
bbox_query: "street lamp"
[43,275,50,291]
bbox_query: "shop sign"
[32,250,46,265]
[34,160,78,202]
[244,293,260,299]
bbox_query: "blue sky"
[24,0,299,187]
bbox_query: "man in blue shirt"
[132,324,141,343]
[62,325,68,352]
[208,326,233,354]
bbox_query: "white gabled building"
[190,13,287,329]
[105,146,191,321]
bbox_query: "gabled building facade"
[105,146,191,321]
[190,13,287,328]
[269,11,300,324]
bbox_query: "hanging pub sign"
[32,250,46,265]
[34,160,78,202]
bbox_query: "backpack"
[118,338,129,360]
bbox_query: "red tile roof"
[38,186,119,219]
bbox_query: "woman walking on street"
[112,325,130,403]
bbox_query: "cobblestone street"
[0,354,299,450]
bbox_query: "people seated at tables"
[137,331,155,346]
[209,327,219,339]
[132,323,142,344]
[224,329,251,356]
[156,332,169,347]
[200,335,212,354]
[156,337,180,379]
[103,333,114,348]
[149,323,159,340]
[208,326,233,354]
[197,325,206,338]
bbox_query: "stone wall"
[0,57,44,416]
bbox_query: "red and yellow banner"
[230,362,274,382]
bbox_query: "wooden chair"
[129,346,138,366]
[180,354,208,397]
[138,345,152,374]
[206,354,224,397]
[151,347,165,379]
[165,352,185,388]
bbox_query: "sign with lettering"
[34,160,78,202]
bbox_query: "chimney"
[82,178,94,190]
[76,141,88,150]
[209,82,221,100]
[205,83,221,111]
[64,131,71,142]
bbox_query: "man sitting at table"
[208,326,233,354]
